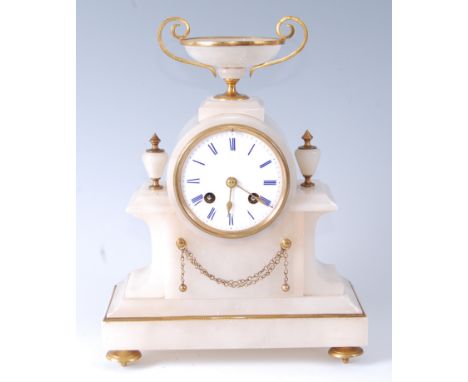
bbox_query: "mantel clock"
[102,16,368,367]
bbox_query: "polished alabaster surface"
[295,148,321,177]
[184,43,281,79]
[125,180,342,299]
[103,95,368,353]
[102,280,367,350]
[108,278,361,318]
[103,315,367,350]
[142,151,168,179]
[126,98,339,299]
[198,96,265,122]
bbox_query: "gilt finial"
[299,130,316,150]
[147,133,164,153]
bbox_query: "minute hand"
[236,184,273,208]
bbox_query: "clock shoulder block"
[289,180,338,213]
[126,184,174,218]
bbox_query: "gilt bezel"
[174,124,290,239]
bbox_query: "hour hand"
[227,189,233,214]
[226,178,236,214]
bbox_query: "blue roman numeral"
[259,196,271,206]
[191,194,203,205]
[208,142,218,155]
[192,159,205,166]
[248,144,255,156]
[207,207,216,220]
[263,180,277,186]
[259,160,272,168]
[187,178,200,184]
[247,210,255,220]
[229,137,236,151]
[228,213,234,226]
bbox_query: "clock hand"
[227,188,233,214]
[236,183,274,208]
[236,183,251,195]
[225,176,237,214]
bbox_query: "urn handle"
[157,17,217,77]
[250,16,309,77]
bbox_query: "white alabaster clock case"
[102,16,368,367]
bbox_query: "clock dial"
[175,124,289,238]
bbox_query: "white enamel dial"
[174,124,289,238]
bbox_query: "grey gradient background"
[77,0,391,377]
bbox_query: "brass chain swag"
[176,238,292,292]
